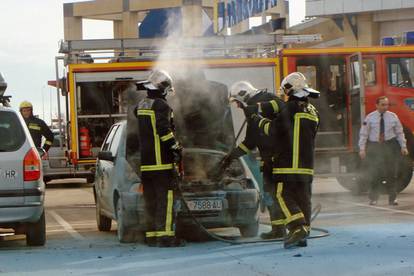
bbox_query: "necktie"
[379,113,385,143]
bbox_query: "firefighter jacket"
[230,91,285,162]
[24,116,54,152]
[136,94,178,172]
[251,96,320,182]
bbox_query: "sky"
[0,0,305,123]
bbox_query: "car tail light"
[24,148,41,181]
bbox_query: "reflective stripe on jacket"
[252,97,320,182]
[137,96,177,172]
[232,91,285,161]
[24,116,54,151]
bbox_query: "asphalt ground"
[1,177,414,275]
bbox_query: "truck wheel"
[338,157,413,194]
[26,211,46,246]
[96,199,111,232]
[394,156,413,193]
[336,175,368,195]
[377,157,413,194]
[116,198,137,243]
[238,220,259,238]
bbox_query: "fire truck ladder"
[58,34,285,63]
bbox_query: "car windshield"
[0,111,25,152]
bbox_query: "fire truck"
[53,35,414,193]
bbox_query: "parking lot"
[1,177,414,275]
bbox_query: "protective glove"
[243,104,258,119]
[171,142,183,164]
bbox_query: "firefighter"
[136,70,185,247]
[19,101,54,159]
[244,72,320,248]
[223,81,286,239]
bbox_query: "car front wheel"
[26,211,46,246]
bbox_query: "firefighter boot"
[157,237,187,247]
[284,225,308,249]
[297,239,308,247]
[260,226,285,240]
[145,237,158,247]
[296,226,310,247]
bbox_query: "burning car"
[93,74,260,242]
[94,121,259,242]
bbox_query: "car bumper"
[121,189,259,230]
[43,166,94,179]
[178,189,259,228]
[0,204,44,226]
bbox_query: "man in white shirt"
[359,96,409,206]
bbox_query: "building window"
[387,57,414,88]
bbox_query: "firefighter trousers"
[142,170,177,241]
[271,180,312,232]
[262,162,284,231]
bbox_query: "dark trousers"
[367,139,400,202]
[262,162,284,230]
[142,170,177,241]
[271,180,312,231]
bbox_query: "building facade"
[294,0,414,47]
[64,0,217,40]
[64,0,289,40]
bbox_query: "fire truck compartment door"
[347,53,366,151]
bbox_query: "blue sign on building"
[217,0,278,29]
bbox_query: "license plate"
[187,199,222,211]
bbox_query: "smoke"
[152,8,206,78]
[149,8,235,180]
[152,8,234,151]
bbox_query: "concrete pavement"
[1,177,414,275]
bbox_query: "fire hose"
[174,116,330,244]
[174,174,330,245]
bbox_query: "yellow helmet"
[19,101,33,110]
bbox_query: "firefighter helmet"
[140,70,174,96]
[229,81,260,106]
[280,72,320,99]
[19,101,33,110]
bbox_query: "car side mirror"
[98,151,114,162]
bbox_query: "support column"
[64,3,83,40]
[113,20,123,39]
[121,11,139,38]
[357,14,379,46]
[229,19,250,34]
[182,0,203,37]
[344,13,379,47]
